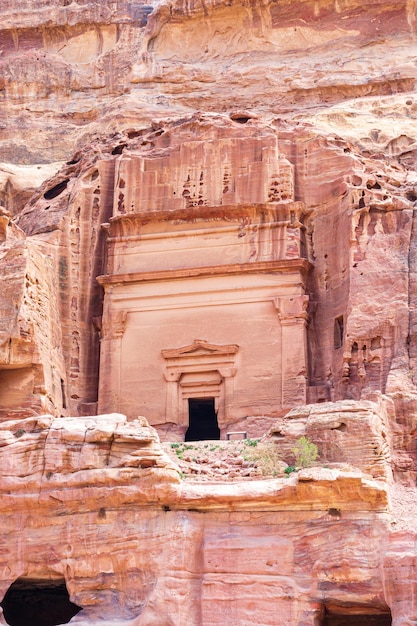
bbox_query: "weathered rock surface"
[0,409,404,626]
[2,0,417,624]
[4,109,417,442]
[1,0,417,164]
[2,0,417,433]
[271,398,393,481]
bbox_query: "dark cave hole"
[230,115,251,124]
[334,315,344,349]
[185,398,220,441]
[111,144,127,155]
[44,179,69,200]
[127,130,143,139]
[323,608,392,626]
[0,578,82,626]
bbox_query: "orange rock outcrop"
[0,409,396,625]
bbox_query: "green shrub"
[284,465,297,476]
[245,438,260,447]
[292,436,318,468]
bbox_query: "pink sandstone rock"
[2,0,417,624]
[6,113,417,446]
[0,410,397,626]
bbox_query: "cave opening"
[43,179,69,200]
[323,608,392,626]
[0,578,82,626]
[185,397,220,441]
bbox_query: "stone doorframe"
[161,339,239,428]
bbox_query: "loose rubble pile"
[163,438,289,481]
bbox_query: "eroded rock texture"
[3,0,417,430]
[0,409,398,626]
[5,113,417,441]
[2,0,417,624]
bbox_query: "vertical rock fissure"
[407,205,417,382]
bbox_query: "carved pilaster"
[274,295,309,407]
[98,310,127,414]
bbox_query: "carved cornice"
[97,258,312,286]
[106,202,307,239]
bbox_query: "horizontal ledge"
[97,258,312,286]
[108,201,306,227]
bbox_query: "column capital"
[274,295,309,322]
[102,310,127,339]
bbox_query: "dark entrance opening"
[323,609,392,626]
[0,578,82,626]
[185,398,220,441]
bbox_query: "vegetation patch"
[292,436,319,468]
[243,441,283,476]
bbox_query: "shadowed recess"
[0,578,82,626]
[323,607,392,626]
[43,179,69,200]
[185,397,220,441]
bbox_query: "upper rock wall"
[1,0,417,164]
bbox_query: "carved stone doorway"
[0,578,82,626]
[185,397,220,441]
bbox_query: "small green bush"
[245,438,260,447]
[292,436,318,468]
[284,465,297,476]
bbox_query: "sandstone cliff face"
[0,410,397,626]
[2,0,417,624]
[1,0,417,164]
[3,0,417,422]
[5,113,417,437]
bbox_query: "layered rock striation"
[2,0,417,624]
[0,408,403,626]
